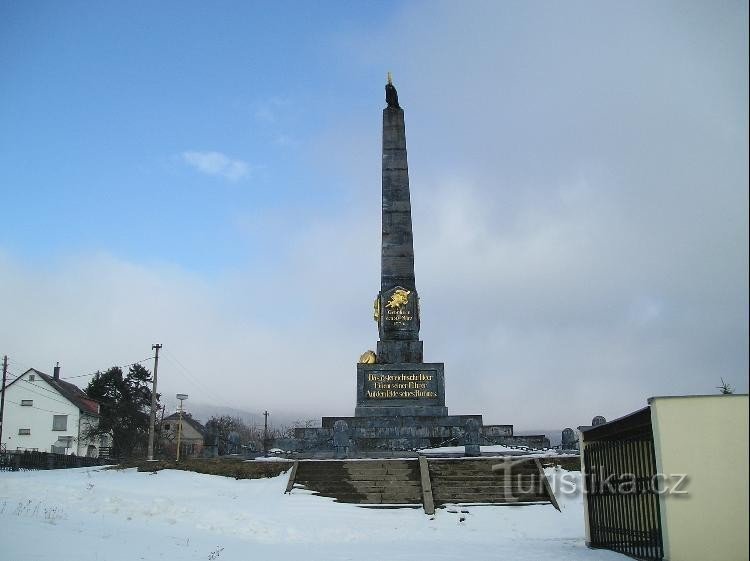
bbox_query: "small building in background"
[580,394,748,561]
[159,412,206,459]
[1,365,102,456]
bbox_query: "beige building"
[580,393,748,561]
[160,413,206,459]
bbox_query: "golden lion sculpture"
[386,289,411,309]
[358,350,377,364]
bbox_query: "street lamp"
[175,393,188,462]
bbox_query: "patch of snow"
[418,444,577,457]
[0,466,628,560]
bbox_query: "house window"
[52,415,68,431]
[164,423,171,430]
[21,399,33,406]
[28,374,35,382]
[18,428,31,435]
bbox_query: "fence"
[0,450,110,472]
[582,407,663,560]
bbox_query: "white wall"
[1,370,99,455]
[651,394,749,561]
[77,413,101,456]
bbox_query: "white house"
[1,364,103,456]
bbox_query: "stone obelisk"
[355,76,446,418]
[291,79,551,452]
[376,75,423,364]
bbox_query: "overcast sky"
[1,1,747,429]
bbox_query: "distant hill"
[179,401,321,430]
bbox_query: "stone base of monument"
[280,360,550,456]
[284,415,549,457]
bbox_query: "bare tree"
[717,378,735,395]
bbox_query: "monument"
[356,74,445,418]
[289,77,549,455]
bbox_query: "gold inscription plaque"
[365,372,437,399]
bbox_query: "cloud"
[253,96,290,124]
[307,0,749,426]
[181,151,250,182]
[1,2,746,432]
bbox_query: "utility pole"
[156,404,166,457]
[176,393,188,462]
[147,344,162,461]
[0,356,7,449]
[263,410,269,457]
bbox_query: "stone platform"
[288,416,549,455]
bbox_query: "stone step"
[297,473,417,482]
[429,463,540,472]
[429,469,541,477]
[431,481,543,488]
[434,488,549,496]
[297,464,419,473]
[434,496,550,505]
[430,472,539,480]
[301,490,422,502]
[431,479,547,487]
[433,489,549,498]
[430,474,541,480]
[302,481,418,488]
[333,495,423,504]
[346,469,419,477]
[297,471,418,479]
[428,460,539,469]
[302,482,421,493]
[298,460,417,468]
[297,466,415,472]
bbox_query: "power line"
[161,349,231,407]
[4,398,70,416]
[4,367,144,403]
[0,353,155,381]
[13,381,79,408]
[61,356,155,380]
[5,356,34,373]
[160,349,264,423]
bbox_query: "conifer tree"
[85,364,159,457]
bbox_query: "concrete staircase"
[428,458,553,506]
[290,459,423,505]
[286,457,560,512]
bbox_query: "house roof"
[8,368,100,416]
[163,412,206,437]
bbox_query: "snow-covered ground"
[418,444,578,456]
[0,466,628,561]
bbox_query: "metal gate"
[583,408,663,560]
